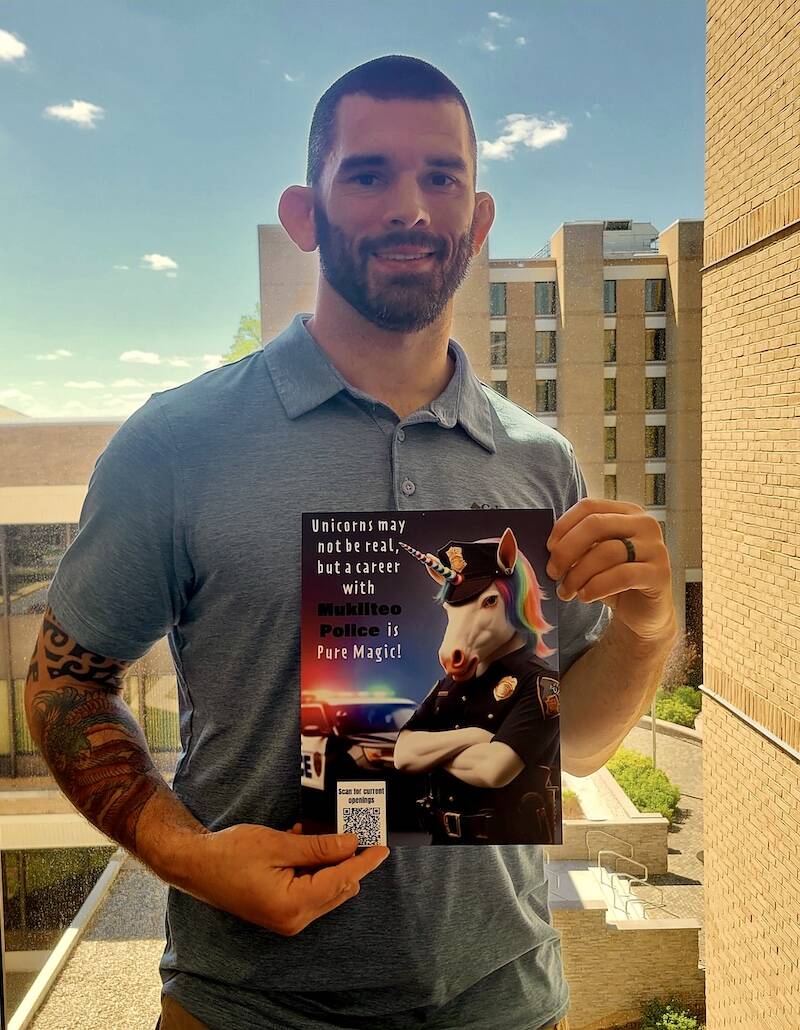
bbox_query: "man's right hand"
[173,823,390,936]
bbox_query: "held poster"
[300,509,562,847]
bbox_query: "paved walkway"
[620,723,705,967]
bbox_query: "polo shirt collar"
[263,312,496,453]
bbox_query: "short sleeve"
[556,445,613,679]
[491,674,559,766]
[47,395,194,661]
[400,681,442,733]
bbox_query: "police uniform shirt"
[402,644,560,837]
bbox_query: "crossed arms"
[393,727,525,789]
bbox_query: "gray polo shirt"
[48,312,611,1030]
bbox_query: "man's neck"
[303,290,455,420]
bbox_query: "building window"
[646,328,667,360]
[604,378,616,412]
[645,424,666,458]
[645,376,666,410]
[645,278,666,313]
[604,280,616,314]
[604,475,617,500]
[535,331,557,364]
[535,380,557,413]
[490,282,507,316]
[604,329,617,363]
[491,380,508,398]
[605,426,617,460]
[535,281,557,316]
[646,473,666,506]
[490,332,507,367]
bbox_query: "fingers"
[281,831,360,867]
[555,535,650,601]
[547,497,644,550]
[289,845,390,919]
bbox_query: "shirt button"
[448,796,455,803]
[454,724,460,729]
[488,713,494,720]
[461,696,467,702]
[396,429,405,442]
[401,479,416,496]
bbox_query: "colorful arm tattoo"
[24,606,162,854]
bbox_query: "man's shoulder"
[497,647,557,686]
[478,381,573,458]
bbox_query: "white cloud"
[43,100,105,129]
[481,40,500,52]
[35,349,73,361]
[515,36,526,45]
[65,380,105,390]
[480,113,571,161]
[141,253,178,272]
[488,12,511,26]
[113,264,130,271]
[283,72,304,83]
[119,350,222,369]
[120,350,161,365]
[0,387,33,401]
[0,27,26,62]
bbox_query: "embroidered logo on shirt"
[537,675,560,718]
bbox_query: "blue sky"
[0,1,706,419]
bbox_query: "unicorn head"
[400,528,556,681]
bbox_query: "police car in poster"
[300,509,563,847]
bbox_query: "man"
[26,54,678,1030]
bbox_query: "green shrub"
[606,747,681,823]
[655,696,697,727]
[671,685,702,713]
[641,995,705,1029]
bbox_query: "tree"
[220,303,262,365]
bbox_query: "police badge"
[445,546,467,573]
[493,675,518,701]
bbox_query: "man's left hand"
[545,498,677,645]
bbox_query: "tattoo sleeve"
[24,605,207,870]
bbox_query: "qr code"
[341,806,381,846]
[336,781,387,847]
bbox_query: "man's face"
[313,94,479,333]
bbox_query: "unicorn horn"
[398,540,463,584]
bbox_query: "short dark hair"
[306,55,478,192]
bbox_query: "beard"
[312,198,476,333]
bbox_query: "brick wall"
[704,0,800,1024]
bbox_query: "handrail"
[597,848,648,881]
[585,827,634,861]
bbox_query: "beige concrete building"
[258,217,704,655]
[701,0,800,1026]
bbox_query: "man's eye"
[348,174,457,186]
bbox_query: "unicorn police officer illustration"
[393,526,562,845]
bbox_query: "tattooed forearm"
[24,606,172,856]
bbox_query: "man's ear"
[278,185,317,253]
